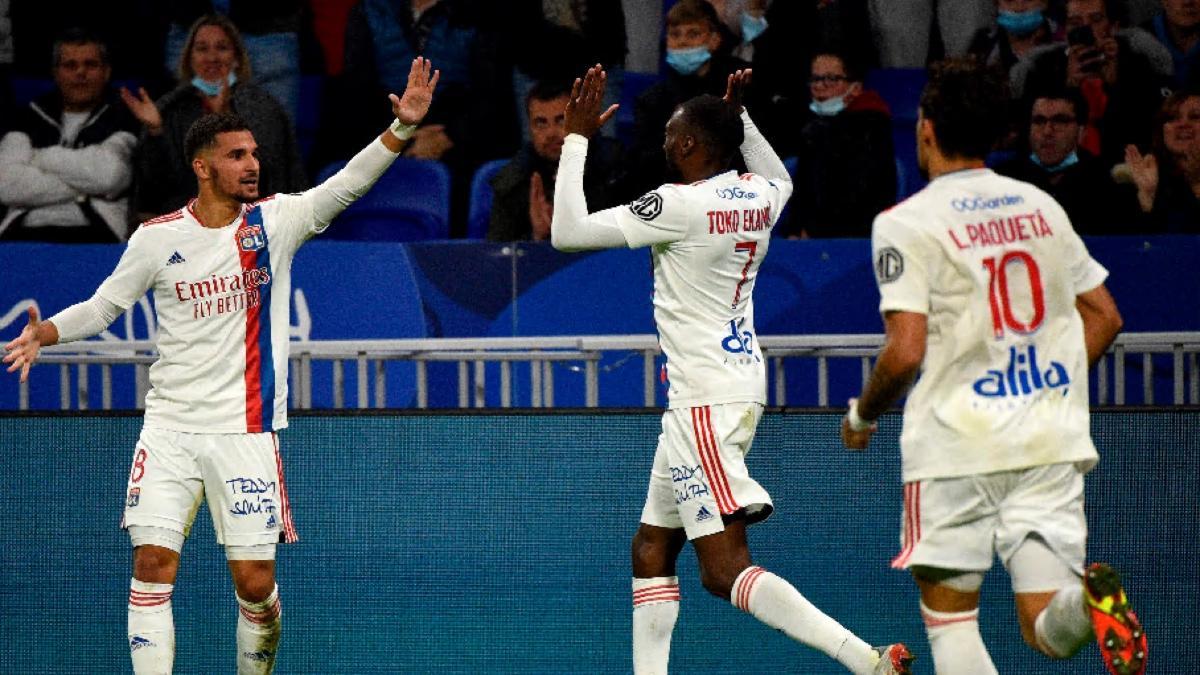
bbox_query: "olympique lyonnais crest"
[238,225,266,252]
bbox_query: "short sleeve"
[257,193,313,258]
[95,228,158,310]
[613,184,692,249]
[1061,214,1109,294]
[872,210,932,315]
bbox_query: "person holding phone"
[1016,0,1170,168]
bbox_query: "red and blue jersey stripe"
[237,207,276,433]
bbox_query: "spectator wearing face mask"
[969,0,1064,73]
[613,0,754,201]
[777,49,895,238]
[994,88,1134,233]
[121,14,306,219]
[1013,0,1171,168]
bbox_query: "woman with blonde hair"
[121,14,305,219]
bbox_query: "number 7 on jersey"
[732,241,758,309]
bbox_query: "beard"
[210,165,259,203]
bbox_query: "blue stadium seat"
[775,156,799,234]
[986,150,1017,167]
[296,75,324,166]
[466,158,511,240]
[315,157,451,241]
[616,70,662,142]
[865,68,928,121]
[11,78,54,106]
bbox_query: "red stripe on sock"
[735,566,766,612]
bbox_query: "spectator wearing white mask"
[778,49,896,238]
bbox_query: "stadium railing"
[15,332,1200,411]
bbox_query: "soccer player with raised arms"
[553,65,913,675]
[3,58,440,674]
[842,58,1147,675]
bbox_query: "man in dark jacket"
[781,50,896,238]
[614,0,754,201]
[487,80,619,241]
[995,88,1138,234]
[0,28,139,242]
[1018,0,1170,168]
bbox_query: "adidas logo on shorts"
[696,505,715,522]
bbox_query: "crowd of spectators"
[0,0,1196,243]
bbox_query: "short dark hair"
[676,94,744,166]
[1030,88,1089,125]
[1066,0,1126,26]
[811,48,864,83]
[919,57,1011,160]
[666,0,722,32]
[52,27,108,67]
[184,113,252,160]
[525,79,572,112]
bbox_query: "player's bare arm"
[2,307,59,383]
[563,64,619,139]
[379,57,441,153]
[1075,284,1123,368]
[842,311,927,450]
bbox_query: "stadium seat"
[466,158,511,240]
[616,70,662,143]
[865,68,928,121]
[10,78,54,106]
[296,75,324,166]
[315,157,452,241]
[775,156,799,233]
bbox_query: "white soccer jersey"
[614,171,790,408]
[872,168,1108,482]
[96,194,324,433]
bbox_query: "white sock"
[128,579,175,675]
[731,566,876,674]
[632,576,680,675]
[236,585,282,674]
[921,602,998,674]
[1034,585,1093,658]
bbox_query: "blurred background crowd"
[0,0,1196,245]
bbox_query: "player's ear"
[192,156,210,181]
[680,134,697,156]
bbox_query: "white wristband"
[846,399,876,432]
[389,118,418,141]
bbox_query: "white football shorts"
[121,427,298,546]
[640,402,773,540]
[891,461,1086,576]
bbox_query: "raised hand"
[390,57,441,126]
[3,306,44,383]
[564,65,619,139]
[723,68,753,113]
[1124,144,1158,213]
[529,171,553,240]
[119,86,163,135]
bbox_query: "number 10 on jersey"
[983,251,1045,339]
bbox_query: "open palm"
[390,57,440,126]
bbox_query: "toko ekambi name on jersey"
[972,344,1070,398]
[948,209,1056,251]
[707,206,772,235]
[174,266,273,320]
